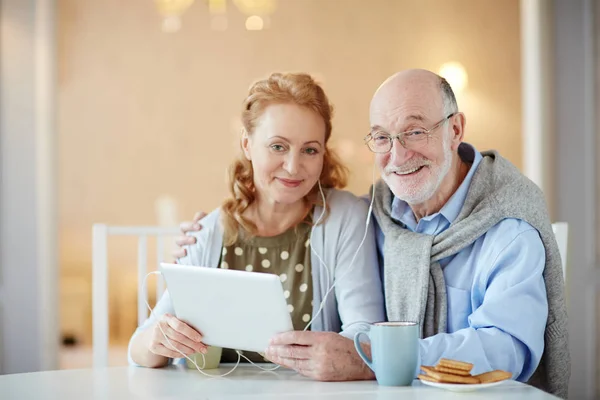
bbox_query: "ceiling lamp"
[233,0,277,31]
[155,0,195,33]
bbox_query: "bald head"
[370,69,457,124]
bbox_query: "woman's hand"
[265,331,374,381]
[149,313,208,358]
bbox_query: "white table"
[0,364,558,399]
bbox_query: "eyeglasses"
[364,113,456,153]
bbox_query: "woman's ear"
[241,130,251,160]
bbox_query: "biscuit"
[437,358,473,372]
[474,370,512,384]
[434,365,472,376]
[421,366,479,384]
[418,374,440,382]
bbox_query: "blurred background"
[0,0,598,399]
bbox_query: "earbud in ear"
[241,130,251,160]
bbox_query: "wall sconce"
[438,62,468,93]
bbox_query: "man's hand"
[264,331,374,382]
[172,212,206,259]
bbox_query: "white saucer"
[419,379,509,392]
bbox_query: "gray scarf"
[372,149,570,398]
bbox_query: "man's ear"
[450,112,466,151]
[241,130,251,160]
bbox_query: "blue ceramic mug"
[354,321,419,386]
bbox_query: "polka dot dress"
[218,222,313,363]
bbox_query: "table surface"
[0,364,558,399]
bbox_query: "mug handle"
[354,331,374,371]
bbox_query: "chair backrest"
[92,224,179,368]
[552,222,569,280]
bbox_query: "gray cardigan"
[373,149,570,398]
[128,189,385,365]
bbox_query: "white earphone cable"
[303,158,376,332]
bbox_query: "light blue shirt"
[373,143,548,381]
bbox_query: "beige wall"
[58,0,521,346]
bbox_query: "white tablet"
[159,262,294,353]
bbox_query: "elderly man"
[174,69,569,398]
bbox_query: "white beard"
[390,135,453,205]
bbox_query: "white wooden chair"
[552,222,569,281]
[92,224,179,368]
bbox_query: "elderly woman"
[128,73,383,377]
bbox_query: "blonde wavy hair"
[221,72,348,245]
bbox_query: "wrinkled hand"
[149,313,208,358]
[172,211,206,259]
[264,331,374,381]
